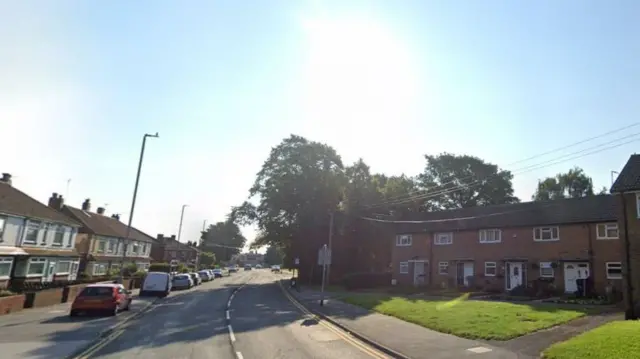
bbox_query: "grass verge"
[342,293,589,340]
[543,320,640,359]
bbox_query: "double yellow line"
[73,327,125,359]
[279,283,390,359]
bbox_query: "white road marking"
[228,325,236,342]
[226,310,230,320]
[236,352,244,359]
[227,299,232,308]
[467,346,493,354]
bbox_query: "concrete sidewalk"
[285,285,525,359]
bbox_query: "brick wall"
[617,192,640,318]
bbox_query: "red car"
[70,283,132,317]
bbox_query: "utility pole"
[326,211,334,286]
[119,132,159,283]
[66,179,71,199]
[177,204,189,243]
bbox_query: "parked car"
[140,272,172,297]
[70,283,132,317]
[255,264,263,269]
[228,266,238,273]
[172,274,194,290]
[244,264,252,271]
[212,268,224,278]
[189,272,202,285]
[271,265,281,273]
[198,270,213,282]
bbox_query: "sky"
[1,1,639,251]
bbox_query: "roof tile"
[0,182,80,226]
[611,154,640,193]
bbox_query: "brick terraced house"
[391,194,623,296]
[49,196,154,276]
[151,234,200,269]
[0,174,82,287]
[610,154,640,319]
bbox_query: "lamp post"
[177,204,189,243]
[119,132,159,283]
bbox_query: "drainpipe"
[587,223,594,296]
[621,193,635,319]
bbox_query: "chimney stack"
[96,207,105,215]
[1,173,12,186]
[48,192,65,211]
[170,235,176,241]
[111,213,120,220]
[81,198,91,211]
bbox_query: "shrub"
[0,289,16,297]
[148,263,171,273]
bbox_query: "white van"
[140,272,172,297]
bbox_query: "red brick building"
[151,234,200,268]
[390,195,622,296]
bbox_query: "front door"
[463,262,474,287]
[564,262,590,293]
[456,262,465,286]
[413,261,426,286]
[43,261,56,283]
[506,262,523,290]
[69,261,79,281]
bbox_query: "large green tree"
[264,245,285,266]
[200,219,246,262]
[418,153,519,209]
[532,167,595,201]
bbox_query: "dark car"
[244,264,252,271]
[212,269,224,278]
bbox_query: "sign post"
[318,244,331,306]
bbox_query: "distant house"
[48,195,154,276]
[610,154,640,319]
[0,173,82,287]
[151,234,200,268]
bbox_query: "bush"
[148,263,171,273]
[0,289,16,297]
[132,270,147,278]
[122,263,139,277]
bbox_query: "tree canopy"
[199,218,246,263]
[532,167,596,201]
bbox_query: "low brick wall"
[0,294,26,315]
[32,287,64,308]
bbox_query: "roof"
[395,194,618,233]
[611,154,640,193]
[0,182,80,226]
[64,206,154,243]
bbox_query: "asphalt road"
[229,272,388,359]
[86,271,253,359]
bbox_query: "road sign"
[294,257,300,266]
[317,245,332,266]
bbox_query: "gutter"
[621,193,635,319]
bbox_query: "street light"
[177,204,189,243]
[119,132,159,283]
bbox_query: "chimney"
[170,235,176,241]
[47,192,64,211]
[111,213,120,220]
[1,173,12,186]
[97,207,106,215]
[81,198,91,211]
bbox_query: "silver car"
[198,270,213,282]
[172,274,193,290]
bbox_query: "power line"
[366,132,639,209]
[374,122,639,205]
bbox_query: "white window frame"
[606,262,622,279]
[596,223,619,240]
[24,221,41,244]
[433,232,453,245]
[399,261,409,274]
[396,234,412,247]
[0,257,13,279]
[533,227,559,242]
[107,239,116,254]
[66,228,74,247]
[539,262,554,278]
[26,257,47,277]
[92,263,108,276]
[479,229,502,243]
[52,225,65,246]
[0,216,6,242]
[484,262,497,276]
[438,261,449,275]
[96,240,106,253]
[55,261,71,275]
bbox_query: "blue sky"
[1,1,638,249]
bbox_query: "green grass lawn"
[543,321,640,359]
[341,293,589,340]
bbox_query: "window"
[96,240,106,253]
[399,262,409,274]
[66,228,74,247]
[479,229,501,243]
[396,234,412,246]
[55,261,71,274]
[533,227,559,241]
[53,225,65,246]
[484,262,497,276]
[438,261,449,275]
[131,242,139,255]
[24,221,41,244]
[597,223,619,240]
[107,240,116,253]
[93,263,108,275]
[0,258,13,278]
[539,262,554,278]
[0,216,6,242]
[606,262,622,279]
[141,243,148,256]
[434,232,453,245]
[637,193,640,219]
[27,257,47,276]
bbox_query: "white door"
[506,262,523,290]
[463,262,474,286]
[43,261,56,283]
[69,261,79,281]
[564,262,590,293]
[413,261,426,286]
